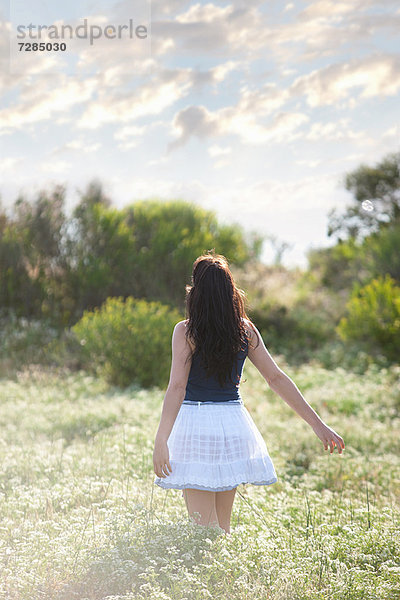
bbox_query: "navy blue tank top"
[184,336,249,402]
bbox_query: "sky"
[1,0,400,268]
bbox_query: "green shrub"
[306,237,366,291]
[71,296,183,388]
[337,274,400,362]
[312,339,392,373]
[250,300,335,365]
[0,308,60,377]
[361,222,400,283]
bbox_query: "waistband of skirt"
[182,399,243,406]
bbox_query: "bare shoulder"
[174,320,195,350]
[242,318,259,349]
[173,319,188,339]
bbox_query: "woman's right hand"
[153,438,173,478]
[312,421,345,454]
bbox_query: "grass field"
[0,358,399,599]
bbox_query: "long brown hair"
[185,251,259,386]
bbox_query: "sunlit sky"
[1,0,400,268]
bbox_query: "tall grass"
[0,358,399,599]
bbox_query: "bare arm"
[155,320,193,444]
[268,372,321,429]
[153,321,193,478]
[246,321,345,453]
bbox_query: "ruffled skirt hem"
[155,477,278,492]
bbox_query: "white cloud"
[168,99,309,149]
[175,3,234,24]
[116,140,140,151]
[254,1,400,64]
[304,119,368,142]
[296,159,323,168]
[40,160,71,174]
[298,0,363,19]
[146,156,170,166]
[382,125,400,138]
[152,3,273,58]
[67,141,101,152]
[236,83,290,115]
[51,140,101,155]
[114,125,148,141]
[77,68,193,129]
[144,0,400,71]
[167,82,301,149]
[211,60,240,82]
[213,158,231,169]
[0,157,22,173]
[0,20,63,94]
[0,75,97,134]
[226,110,309,144]
[208,145,232,157]
[290,54,400,106]
[75,60,238,131]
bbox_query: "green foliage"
[361,222,400,283]
[306,237,369,291]
[311,339,392,374]
[0,222,44,316]
[71,296,183,388]
[121,199,255,309]
[0,181,258,325]
[311,152,400,295]
[337,275,400,362]
[0,185,69,320]
[0,308,61,378]
[305,222,400,294]
[328,150,400,242]
[250,300,335,365]
[64,200,137,320]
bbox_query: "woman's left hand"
[153,439,172,478]
[312,421,345,454]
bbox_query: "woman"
[153,252,345,534]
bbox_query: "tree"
[62,193,257,322]
[328,151,400,242]
[0,184,68,317]
[122,199,255,309]
[360,222,400,284]
[306,237,367,291]
[307,151,400,291]
[0,179,260,325]
[62,181,135,320]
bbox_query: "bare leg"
[215,487,237,534]
[183,489,220,529]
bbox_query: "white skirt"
[154,399,278,492]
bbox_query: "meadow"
[0,357,399,600]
